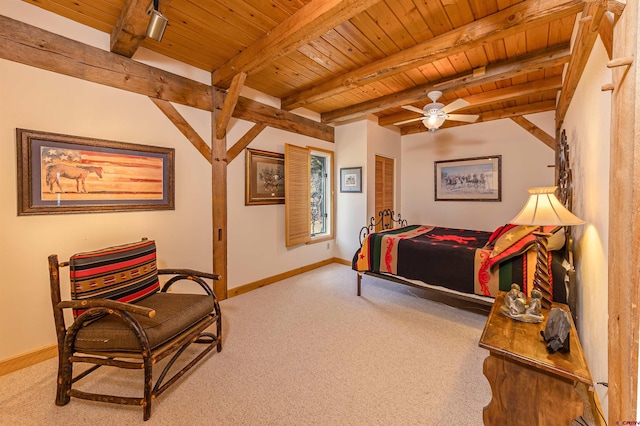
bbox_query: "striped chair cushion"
[70,239,160,318]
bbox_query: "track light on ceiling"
[146,0,168,42]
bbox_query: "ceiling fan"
[394,91,479,132]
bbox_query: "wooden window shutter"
[285,144,310,247]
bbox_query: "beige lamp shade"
[510,187,585,226]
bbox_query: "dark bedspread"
[353,224,568,303]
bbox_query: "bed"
[352,210,572,307]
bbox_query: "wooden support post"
[211,88,228,300]
[608,0,640,422]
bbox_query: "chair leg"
[55,346,72,406]
[216,316,222,353]
[143,357,153,421]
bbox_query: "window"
[285,144,333,247]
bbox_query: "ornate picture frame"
[434,155,502,201]
[16,128,175,215]
[245,148,285,205]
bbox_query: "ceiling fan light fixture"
[423,115,445,132]
[146,0,168,41]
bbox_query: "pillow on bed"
[487,224,564,269]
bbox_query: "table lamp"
[509,187,585,308]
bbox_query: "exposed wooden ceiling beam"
[556,2,608,130]
[110,0,150,57]
[322,44,570,124]
[211,0,383,88]
[150,97,212,163]
[215,72,247,139]
[281,0,583,111]
[226,124,267,164]
[0,15,213,110]
[599,11,614,60]
[399,100,557,135]
[232,97,334,143]
[379,76,562,127]
[511,116,556,150]
[0,15,331,143]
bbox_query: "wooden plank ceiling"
[24,0,590,135]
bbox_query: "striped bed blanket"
[353,224,567,302]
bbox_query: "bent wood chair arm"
[158,269,221,298]
[58,299,156,318]
[158,268,220,281]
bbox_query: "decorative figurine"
[500,284,545,323]
[504,283,525,309]
[541,308,571,353]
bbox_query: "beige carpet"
[0,264,491,425]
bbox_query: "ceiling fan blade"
[393,117,425,126]
[441,98,470,114]
[401,105,427,115]
[446,113,479,123]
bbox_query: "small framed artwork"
[245,148,285,205]
[340,167,362,193]
[16,128,175,215]
[434,155,501,201]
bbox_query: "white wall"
[0,1,335,360]
[560,37,611,418]
[335,120,368,262]
[400,114,556,231]
[226,106,335,288]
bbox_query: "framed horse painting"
[16,129,174,215]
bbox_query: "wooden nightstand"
[478,292,604,426]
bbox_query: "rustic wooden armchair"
[48,238,222,421]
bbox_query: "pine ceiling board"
[23,0,118,32]
[364,1,419,49]
[448,51,474,74]
[318,29,373,68]
[416,62,445,82]
[349,10,402,56]
[304,37,360,71]
[167,7,252,55]
[548,15,576,45]
[245,0,300,23]
[403,67,431,86]
[270,0,311,15]
[142,27,227,70]
[375,73,420,95]
[483,39,508,63]
[415,0,454,37]
[431,58,459,82]
[525,22,552,51]
[285,49,343,81]
[465,0,499,19]
[173,2,264,46]
[333,21,387,63]
[245,71,298,98]
[526,69,546,81]
[200,0,278,39]
[441,0,475,26]
[386,0,435,43]
[464,45,490,69]
[211,0,281,34]
[496,0,524,10]
[144,16,237,68]
[297,44,350,74]
[503,32,527,59]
